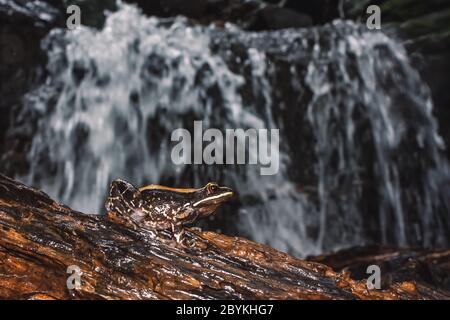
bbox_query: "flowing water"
[15,4,450,256]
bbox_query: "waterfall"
[16,4,450,257]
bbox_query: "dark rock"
[397,11,450,159]
[343,0,450,159]
[122,0,165,18]
[344,0,449,22]
[63,0,117,28]
[161,0,209,19]
[0,0,117,175]
[346,0,450,158]
[123,1,324,30]
[0,0,63,28]
[123,0,262,28]
[281,0,341,25]
[249,6,313,30]
[0,0,65,172]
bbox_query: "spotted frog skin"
[105,179,233,245]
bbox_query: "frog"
[105,179,233,246]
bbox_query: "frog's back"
[141,188,194,208]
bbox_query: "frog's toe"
[174,233,197,249]
[174,230,183,242]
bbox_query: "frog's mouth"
[193,190,233,216]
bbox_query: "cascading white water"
[300,23,450,249]
[23,5,246,211]
[17,4,450,256]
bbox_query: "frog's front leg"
[171,225,208,250]
[171,223,186,244]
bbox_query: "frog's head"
[191,182,234,217]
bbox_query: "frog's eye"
[206,183,218,194]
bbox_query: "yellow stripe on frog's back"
[139,184,200,193]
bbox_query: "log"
[311,246,450,297]
[0,174,446,300]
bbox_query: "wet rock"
[162,0,209,19]
[344,0,449,22]
[0,0,64,93]
[280,0,341,25]
[0,0,119,176]
[123,1,330,29]
[209,21,450,250]
[0,0,65,173]
[0,174,446,299]
[62,0,117,28]
[124,0,262,28]
[249,6,313,31]
[343,0,450,159]
[0,0,63,28]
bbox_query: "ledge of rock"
[0,174,448,300]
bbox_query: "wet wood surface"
[0,174,447,300]
[311,246,450,298]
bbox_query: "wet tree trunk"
[0,174,446,299]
